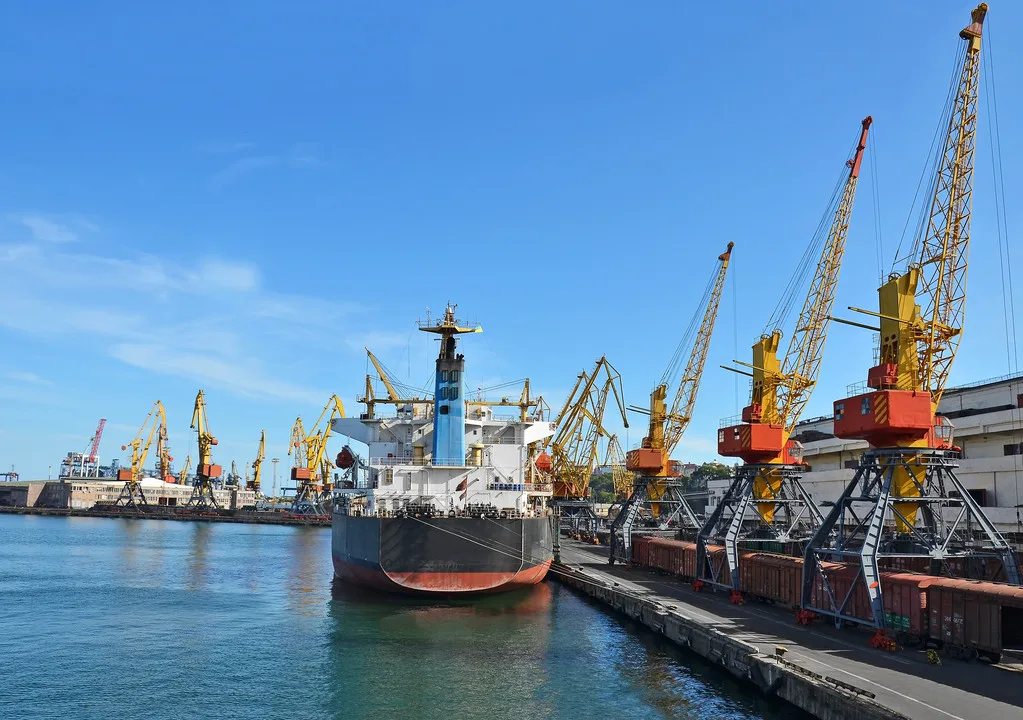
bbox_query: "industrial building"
[0,477,256,511]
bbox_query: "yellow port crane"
[701,117,871,594]
[187,389,222,508]
[537,357,628,536]
[290,395,345,514]
[248,430,265,493]
[178,455,192,484]
[360,348,433,419]
[609,242,734,564]
[805,4,1020,634]
[115,400,170,509]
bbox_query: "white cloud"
[209,145,323,189]
[2,370,52,385]
[189,259,260,292]
[344,330,410,353]
[111,343,325,405]
[210,156,278,189]
[17,214,78,243]
[0,215,360,405]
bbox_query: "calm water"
[0,515,794,720]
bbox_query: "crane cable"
[762,136,853,337]
[659,254,716,389]
[981,23,1021,535]
[868,125,884,287]
[892,42,968,272]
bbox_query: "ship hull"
[332,512,553,595]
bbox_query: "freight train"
[630,536,1023,663]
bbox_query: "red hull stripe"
[333,557,552,595]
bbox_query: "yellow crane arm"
[190,390,217,466]
[776,117,871,433]
[366,347,401,400]
[178,455,191,484]
[547,357,628,498]
[122,400,167,482]
[288,417,307,467]
[914,3,985,405]
[663,242,734,455]
[252,430,265,489]
[306,395,346,472]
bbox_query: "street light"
[271,458,280,500]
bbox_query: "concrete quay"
[553,540,1023,720]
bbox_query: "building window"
[440,405,449,415]
[834,403,844,421]
[1004,443,1023,456]
[450,371,460,383]
[843,460,857,470]
[449,385,459,399]
[861,397,870,415]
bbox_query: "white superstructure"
[331,407,555,516]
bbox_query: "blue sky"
[2,1,1021,481]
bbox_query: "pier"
[553,539,1023,720]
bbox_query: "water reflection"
[285,527,329,617]
[326,583,554,719]
[185,524,211,590]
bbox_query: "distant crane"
[86,419,106,466]
[360,348,433,419]
[247,430,265,494]
[186,389,222,508]
[290,395,345,515]
[115,401,168,509]
[700,116,871,597]
[178,455,192,485]
[609,242,734,564]
[538,356,628,537]
[804,4,1020,636]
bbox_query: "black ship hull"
[331,512,553,594]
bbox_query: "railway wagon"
[926,577,1023,661]
[626,536,1023,661]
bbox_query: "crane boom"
[720,117,869,466]
[914,3,985,405]
[776,117,872,433]
[249,430,265,493]
[834,4,986,451]
[627,242,733,476]
[186,389,222,508]
[542,357,628,499]
[87,419,106,464]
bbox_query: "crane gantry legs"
[696,463,823,590]
[802,448,1021,630]
[608,475,701,565]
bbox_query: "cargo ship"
[330,305,555,595]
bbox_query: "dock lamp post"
[271,458,280,500]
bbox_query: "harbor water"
[0,514,798,719]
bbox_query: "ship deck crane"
[248,430,265,494]
[115,401,169,509]
[290,395,345,515]
[186,389,222,508]
[537,356,628,537]
[360,348,433,419]
[804,4,1020,637]
[699,117,871,596]
[609,242,734,564]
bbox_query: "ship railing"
[369,456,478,467]
[487,482,552,493]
